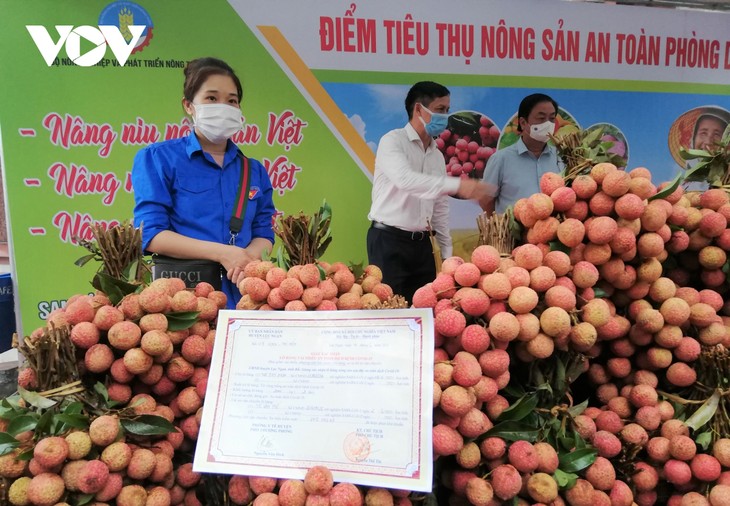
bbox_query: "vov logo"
[26,25,145,67]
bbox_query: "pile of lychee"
[1,262,411,506]
[412,162,730,505]
[3,277,223,505]
[236,260,396,311]
[225,465,413,506]
[661,187,730,301]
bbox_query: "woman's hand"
[220,245,258,283]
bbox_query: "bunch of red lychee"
[661,188,730,303]
[224,465,413,506]
[8,277,225,505]
[236,261,396,311]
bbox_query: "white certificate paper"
[193,309,434,492]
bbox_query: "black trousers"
[366,224,436,305]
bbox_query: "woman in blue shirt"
[132,57,275,308]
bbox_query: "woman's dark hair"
[517,93,559,132]
[405,81,450,119]
[183,57,243,102]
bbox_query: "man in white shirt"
[367,81,492,304]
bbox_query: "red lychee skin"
[92,471,122,501]
[33,436,69,469]
[180,414,200,440]
[100,441,132,472]
[174,462,201,489]
[507,440,538,473]
[107,320,142,351]
[227,475,253,505]
[592,430,622,458]
[433,424,464,456]
[608,479,634,506]
[457,407,492,438]
[166,356,195,383]
[249,476,277,495]
[631,461,659,493]
[435,309,467,338]
[89,415,120,447]
[669,434,697,461]
[440,385,475,417]
[690,453,722,482]
[595,410,624,434]
[533,441,559,474]
[664,459,693,485]
[85,343,114,373]
[77,459,110,494]
[490,464,522,500]
[303,465,334,496]
[276,481,307,506]
[64,296,95,325]
[454,287,490,317]
[70,321,100,349]
[27,472,65,506]
[460,324,490,355]
[471,245,501,274]
[92,304,124,331]
[585,455,616,491]
[452,351,482,387]
[452,262,480,287]
[573,414,597,441]
[181,334,208,365]
[479,437,506,460]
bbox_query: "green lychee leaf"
[680,147,713,160]
[483,421,539,442]
[36,409,55,435]
[75,494,95,506]
[6,415,38,436]
[649,172,684,202]
[165,311,201,331]
[121,415,176,436]
[497,393,539,422]
[18,386,56,410]
[91,271,139,305]
[685,390,720,431]
[568,399,589,418]
[74,253,97,268]
[557,436,575,451]
[695,431,713,450]
[558,447,597,473]
[500,382,526,399]
[61,401,84,416]
[553,468,578,489]
[54,413,89,431]
[0,433,20,456]
[94,382,109,404]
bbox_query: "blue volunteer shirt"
[132,133,275,308]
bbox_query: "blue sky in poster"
[323,82,730,185]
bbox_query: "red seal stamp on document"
[343,432,371,462]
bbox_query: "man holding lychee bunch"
[367,81,493,304]
[479,93,562,215]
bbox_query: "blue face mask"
[419,105,449,137]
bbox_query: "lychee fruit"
[26,472,65,506]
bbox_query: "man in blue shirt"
[480,94,562,214]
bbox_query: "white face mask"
[192,103,242,144]
[529,120,555,143]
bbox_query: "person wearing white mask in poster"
[132,57,275,308]
[479,93,562,215]
[367,81,492,304]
